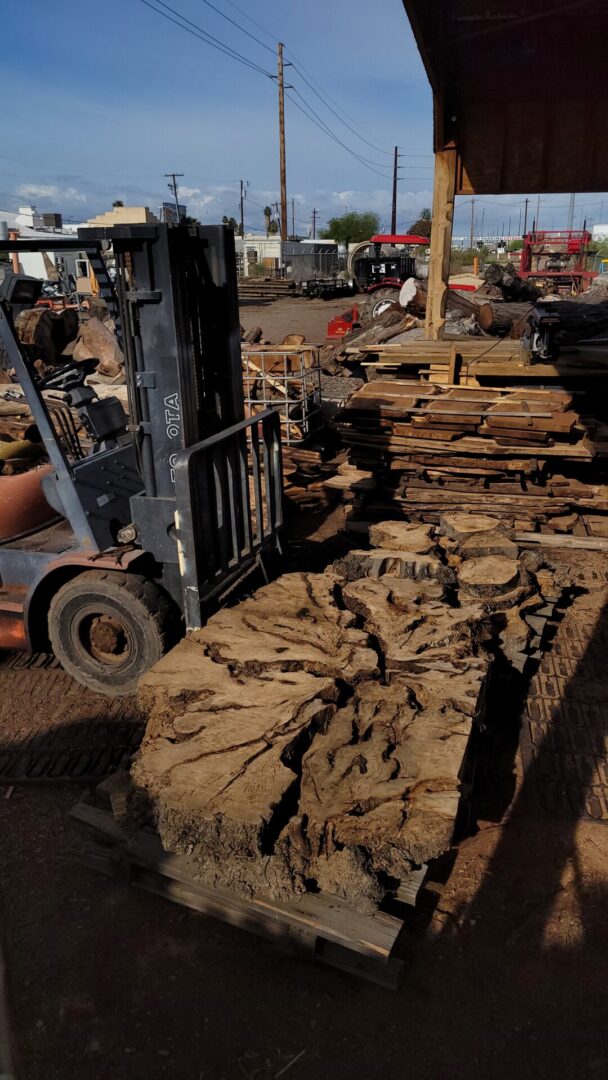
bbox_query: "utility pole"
[518,207,522,234]
[311,208,318,239]
[277,42,288,241]
[391,146,399,234]
[480,207,485,240]
[469,198,475,250]
[238,179,248,239]
[567,192,576,231]
[508,215,511,237]
[165,172,183,221]
[536,194,541,230]
[291,198,295,240]
[523,197,529,236]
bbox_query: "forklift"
[0,224,283,695]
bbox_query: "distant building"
[234,234,338,278]
[0,205,82,282]
[160,202,187,223]
[592,224,608,241]
[84,205,159,228]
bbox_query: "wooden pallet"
[70,798,427,988]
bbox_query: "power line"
[139,0,274,77]
[288,58,393,157]
[194,0,275,54]
[285,47,396,157]
[218,0,396,157]
[222,0,277,45]
[139,0,396,181]
[287,88,393,178]
[198,0,416,163]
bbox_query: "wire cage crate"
[242,344,322,446]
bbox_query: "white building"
[234,234,338,278]
[0,206,84,282]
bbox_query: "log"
[133,567,490,912]
[439,512,509,541]
[368,520,435,553]
[334,548,454,584]
[458,555,520,597]
[458,532,520,561]
[290,672,485,896]
[15,306,78,365]
[73,316,123,377]
[192,571,378,682]
[482,262,542,301]
[475,300,534,337]
[534,299,608,343]
[342,576,489,673]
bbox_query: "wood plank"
[71,802,405,964]
[515,533,608,551]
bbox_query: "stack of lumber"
[334,381,608,535]
[281,444,349,513]
[238,278,298,300]
[129,514,563,914]
[342,337,608,385]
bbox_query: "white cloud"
[177,185,217,211]
[17,183,87,204]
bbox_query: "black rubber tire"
[360,286,401,322]
[48,570,171,697]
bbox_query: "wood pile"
[334,380,608,536]
[242,344,322,444]
[130,513,564,913]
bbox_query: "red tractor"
[348,233,428,319]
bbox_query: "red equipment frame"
[519,229,596,293]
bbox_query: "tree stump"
[458,555,520,598]
[368,520,435,553]
[439,512,508,541]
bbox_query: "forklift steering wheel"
[38,358,98,392]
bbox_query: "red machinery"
[519,229,597,294]
[348,233,428,319]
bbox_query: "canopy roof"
[402,1,608,194]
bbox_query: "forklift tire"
[360,286,401,322]
[48,570,171,697]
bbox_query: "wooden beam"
[425,146,457,341]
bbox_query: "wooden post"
[425,146,457,340]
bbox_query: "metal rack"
[242,345,322,446]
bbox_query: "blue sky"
[2,1,607,237]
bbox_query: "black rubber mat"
[0,653,144,782]
[519,588,608,823]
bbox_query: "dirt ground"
[0,298,607,1079]
[2,758,607,1080]
[239,295,352,344]
[1,582,608,1079]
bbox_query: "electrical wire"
[287,58,394,157]
[139,0,274,77]
[287,89,393,178]
[136,0,438,185]
[222,0,277,45]
[194,0,276,54]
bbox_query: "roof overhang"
[402,0,608,195]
